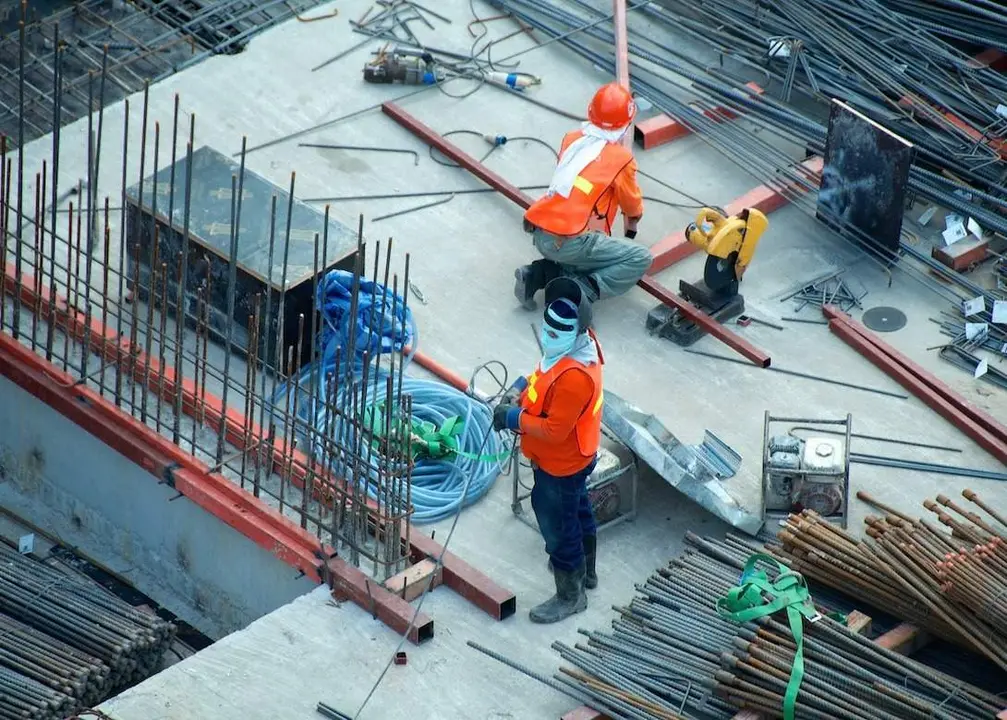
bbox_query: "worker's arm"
[518,369,594,442]
[613,158,645,230]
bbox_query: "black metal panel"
[817,99,915,255]
[125,145,357,365]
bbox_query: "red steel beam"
[972,49,1007,72]
[634,82,765,151]
[0,316,433,643]
[382,102,771,367]
[647,156,824,275]
[1,264,502,628]
[824,312,1007,464]
[824,305,1007,445]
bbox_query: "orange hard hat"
[587,83,637,130]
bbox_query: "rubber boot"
[514,259,560,310]
[548,539,597,590]
[583,535,598,590]
[529,561,588,624]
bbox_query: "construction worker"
[494,278,603,624]
[515,82,651,310]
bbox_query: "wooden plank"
[846,610,873,635]
[384,559,443,602]
[875,622,931,656]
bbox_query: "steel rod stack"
[0,543,175,718]
[771,489,1007,670]
[0,0,334,144]
[533,532,1007,719]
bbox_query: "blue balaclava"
[540,298,580,371]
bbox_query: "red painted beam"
[824,308,1007,463]
[971,49,1007,72]
[382,102,771,367]
[0,264,500,630]
[561,708,609,720]
[0,318,434,643]
[634,82,765,151]
[1,261,519,624]
[647,156,823,275]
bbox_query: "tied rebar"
[471,531,1005,719]
[771,489,1007,671]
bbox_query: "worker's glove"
[493,403,523,432]
[501,376,528,405]
[625,215,642,239]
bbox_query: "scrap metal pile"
[771,489,1007,671]
[0,543,175,719]
[522,533,1005,720]
[488,0,1007,366]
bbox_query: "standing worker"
[515,82,652,310]
[494,278,604,624]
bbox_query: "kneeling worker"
[494,278,603,623]
[515,82,652,309]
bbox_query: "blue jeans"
[530,458,598,572]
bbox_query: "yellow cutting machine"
[685,207,769,291]
[646,207,769,346]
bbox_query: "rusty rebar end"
[936,493,950,506]
[962,488,976,501]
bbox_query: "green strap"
[364,403,510,463]
[717,553,820,720]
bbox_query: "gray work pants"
[532,228,652,301]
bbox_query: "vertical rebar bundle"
[770,489,1007,670]
[0,2,416,585]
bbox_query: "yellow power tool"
[685,207,769,294]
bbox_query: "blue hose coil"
[276,269,503,524]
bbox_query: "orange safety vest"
[518,332,605,476]
[524,130,634,238]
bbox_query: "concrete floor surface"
[4,0,1004,716]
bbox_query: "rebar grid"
[0,19,414,584]
[0,0,332,145]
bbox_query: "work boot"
[583,535,598,590]
[530,562,588,624]
[514,260,560,310]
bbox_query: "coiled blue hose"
[276,270,504,524]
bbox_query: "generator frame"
[510,429,638,534]
[761,411,853,529]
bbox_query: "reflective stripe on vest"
[523,131,633,238]
[519,346,604,462]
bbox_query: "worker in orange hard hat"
[515,83,651,310]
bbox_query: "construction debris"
[771,489,1007,671]
[0,543,174,718]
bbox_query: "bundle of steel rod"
[771,489,1007,670]
[0,543,175,717]
[879,0,1007,51]
[489,0,1007,312]
[475,532,1006,719]
[0,0,333,144]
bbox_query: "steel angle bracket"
[602,391,761,534]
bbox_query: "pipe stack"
[770,489,1007,671]
[0,544,175,719]
[549,532,1005,720]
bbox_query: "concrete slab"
[3,0,1006,715]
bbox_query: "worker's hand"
[493,403,522,432]
[501,376,528,405]
[624,215,642,239]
